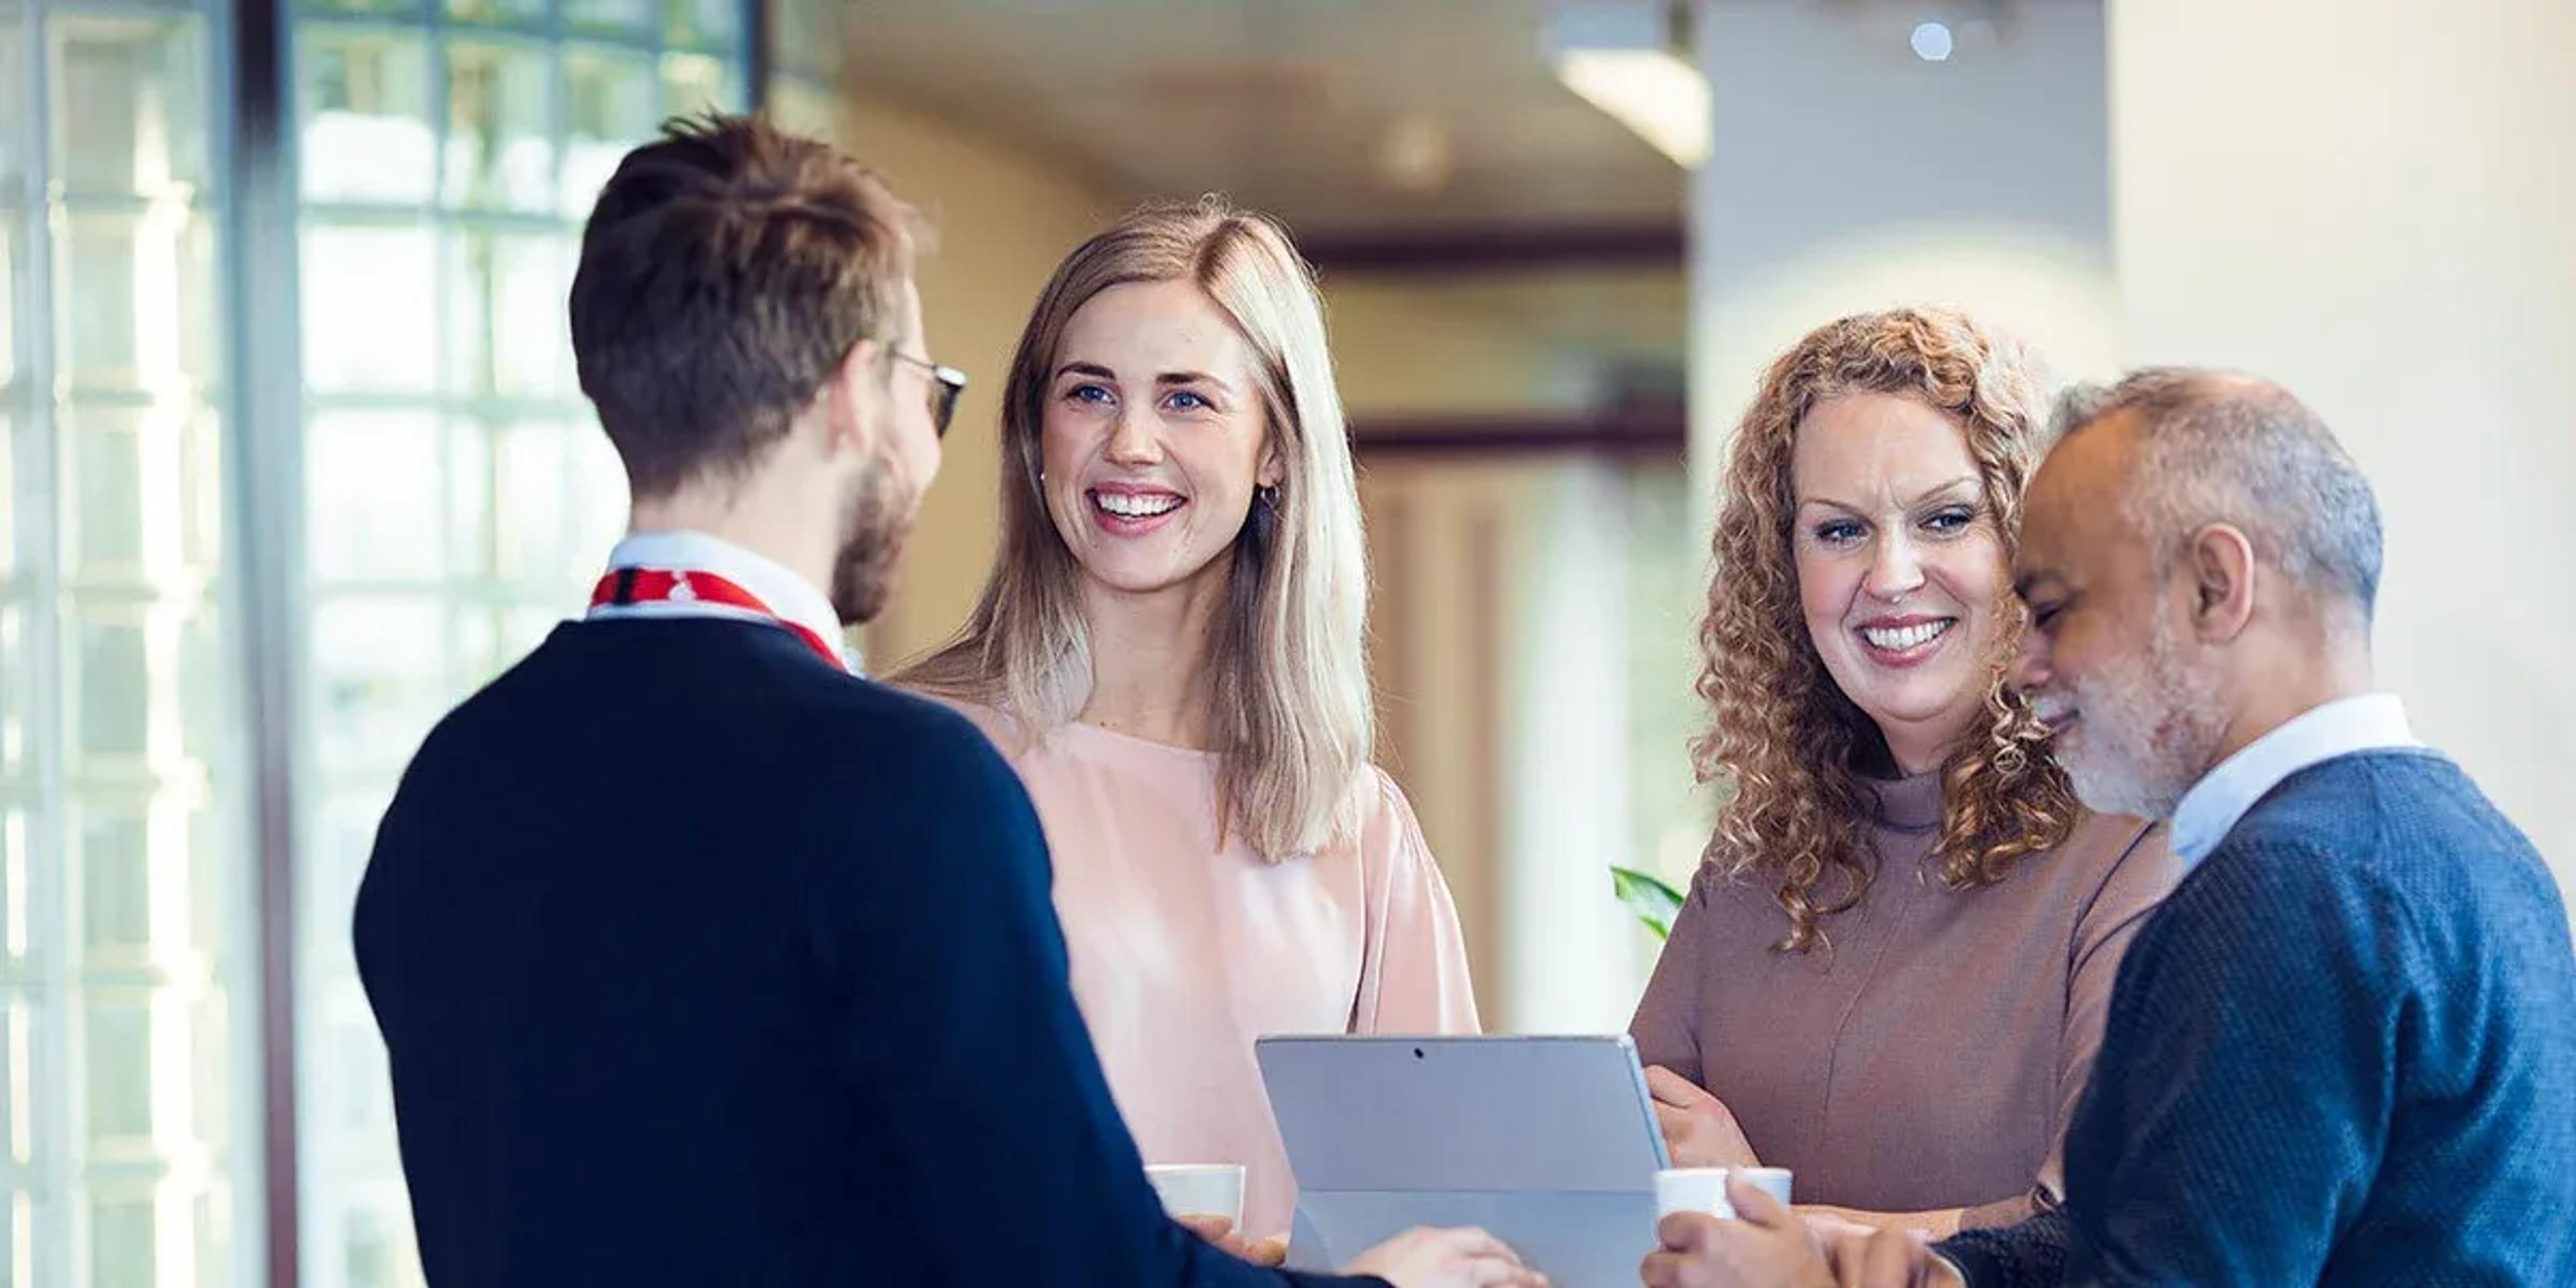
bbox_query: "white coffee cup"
[1655,1167,1794,1220]
[1146,1163,1246,1228]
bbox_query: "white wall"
[1690,3,2120,514]
[1505,461,1653,1032]
[2110,0,2576,903]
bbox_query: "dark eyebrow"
[1053,362,1115,382]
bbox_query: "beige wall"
[814,97,1123,664]
[1362,458,1548,1026]
[1323,280,1563,418]
[2112,0,2576,904]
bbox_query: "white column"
[1504,460,1646,1032]
[2110,0,2576,906]
[1688,3,2121,516]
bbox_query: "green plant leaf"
[1609,865,1686,942]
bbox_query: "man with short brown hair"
[355,114,1538,1288]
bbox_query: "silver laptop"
[1257,1034,1668,1288]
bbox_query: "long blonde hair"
[1697,307,2078,952]
[897,199,1371,861]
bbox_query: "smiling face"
[1037,279,1282,602]
[1790,391,2011,774]
[2012,414,2226,819]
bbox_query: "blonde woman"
[1629,309,2181,1236]
[898,201,1477,1246]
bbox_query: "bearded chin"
[2060,617,2223,820]
[829,463,907,627]
[2063,739,2178,821]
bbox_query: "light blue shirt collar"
[600,529,856,673]
[2169,693,2421,866]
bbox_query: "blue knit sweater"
[1941,750,2576,1286]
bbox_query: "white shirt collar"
[2169,693,2421,866]
[599,529,855,672]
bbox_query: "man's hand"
[1344,1226,1550,1287]
[1644,1066,1761,1169]
[1640,1175,1829,1288]
[1793,1206,1884,1242]
[1175,1215,1288,1268]
[1803,1195,1962,1287]
[1795,1203,1960,1241]
[1817,1224,1960,1288]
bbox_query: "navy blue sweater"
[355,618,1381,1286]
[1941,750,2576,1285]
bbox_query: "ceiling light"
[1911,21,1954,62]
[1545,2,1710,169]
[1378,113,1458,193]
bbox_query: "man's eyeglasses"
[893,351,969,438]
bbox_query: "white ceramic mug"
[1654,1166,1794,1220]
[1146,1163,1247,1228]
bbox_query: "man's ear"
[2184,522,2258,643]
[821,337,885,459]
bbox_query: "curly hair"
[1695,307,2078,953]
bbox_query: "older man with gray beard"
[1641,370,2576,1288]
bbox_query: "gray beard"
[2057,612,2224,820]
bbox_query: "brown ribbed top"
[1631,771,2179,1226]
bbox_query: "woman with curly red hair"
[1629,307,2180,1236]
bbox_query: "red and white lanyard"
[586,567,847,672]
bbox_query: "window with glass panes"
[763,0,838,143]
[2,1,254,1286]
[284,3,751,1285]
[5,1,777,1282]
